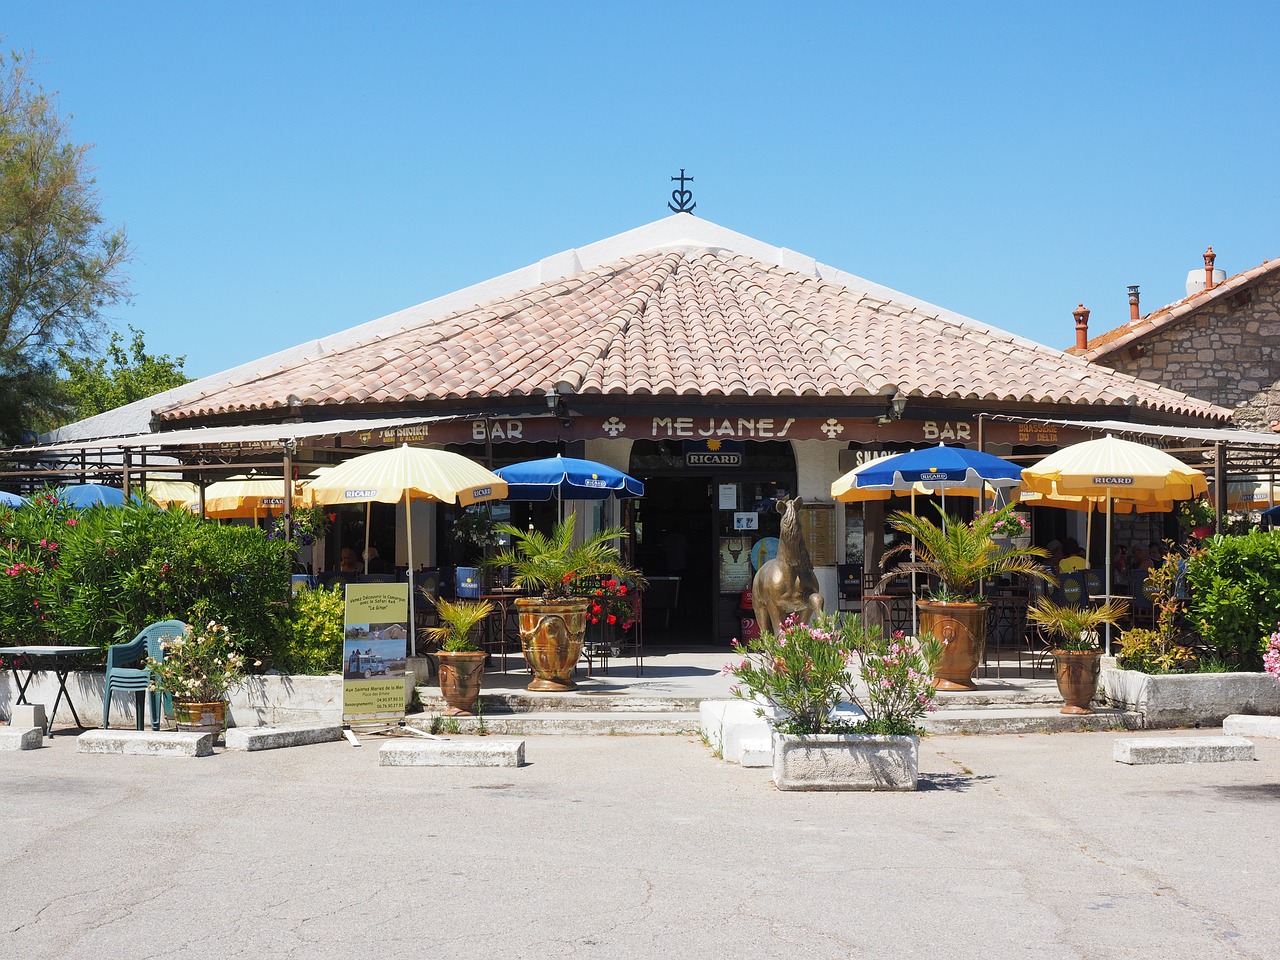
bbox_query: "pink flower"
[66,518,78,527]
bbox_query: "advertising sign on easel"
[342,582,409,732]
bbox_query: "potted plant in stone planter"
[145,620,257,737]
[1027,596,1129,714]
[884,503,1056,690]
[425,597,494,716]
[488,514,638,691]
[728,611,945,790]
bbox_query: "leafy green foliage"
[489,514,637,600]
[282,585,346,674]
[426,596,494,652]
[55,326,188,425]
[1185,531,1280,671]
[0,489,292,667]
[1116,627,1198,674]
[884,503,1056,601]
[1027,596,1129,652]
[145,620,254,702]
[727,612,944,736]
[0,48,130,440]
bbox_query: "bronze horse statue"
[752,496,823,637]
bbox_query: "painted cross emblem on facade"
[602,417,627,437]
[820,418,844,438]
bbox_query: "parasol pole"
[910,490,918,636]
[364,502,371,575]
[406,493,416,657]
[1104,496,1113,656]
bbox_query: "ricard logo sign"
[1092,476,1134,485]
[343,489,379,500]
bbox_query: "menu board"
[798,502,837,566]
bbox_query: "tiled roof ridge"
[156,252,668,420]
[1078,256,1280,360]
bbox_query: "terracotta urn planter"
[173,700,226,737]
[1052,650,1103,714]
[917,600,989,691]
[515,597,588,692]
[435,650,487,716]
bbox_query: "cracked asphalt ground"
[3,728,1278,959]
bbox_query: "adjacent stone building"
[1073,247,1280,432]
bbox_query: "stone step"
[404,712,697,737]
[77,729,214,757]
[921,707,1139,736]
[415,684,1069,717]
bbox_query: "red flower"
[594,589,603,597]
[618,585,627,595]
[606,614,617,625]
[591,604,602,614]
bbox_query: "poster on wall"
[342,582,409,728]
[719,537,754,593]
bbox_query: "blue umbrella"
[58,484,127,508]
[1263,504,1280,522]
[848,444,1022,492]
[0,490,26,508]
[495,455,644,501]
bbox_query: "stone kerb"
[1113,736,1256,765]
[1102,668,1280,728]
[0,727,43,750]
[378,738,525,767]
[1223,715,1280,739]
[699,700,773,764]
[77,729,214,757]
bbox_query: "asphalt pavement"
[2,728,1278,959]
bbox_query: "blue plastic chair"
[102,619,188,731]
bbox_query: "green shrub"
[1185,531,1280,671]
[1116,627,1197,674]
[283,585,346,674]
[0,488,293,667]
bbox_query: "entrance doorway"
[634,476,714,644]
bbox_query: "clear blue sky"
[10,2,1280,378]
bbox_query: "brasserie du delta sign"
[338,414,1076,449]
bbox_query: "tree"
[0,46,131,442]
[57,326,189,424]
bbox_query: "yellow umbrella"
[187,477,302,521]
[1022,435,1208,652]
[1224,478,1278,510]
[144,480,198,508]
[303,444,508,654]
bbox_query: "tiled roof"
[1076,257,1280,360]
[158,241,1228,423]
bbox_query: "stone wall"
[1094,272,1280,430]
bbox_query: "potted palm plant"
[424,597,494,716]
[1027,596,1129,714]
[884,503,1055,690]
[489,514,638,691]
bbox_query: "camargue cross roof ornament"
[668,168,695,213]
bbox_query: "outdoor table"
[0,645,98,737]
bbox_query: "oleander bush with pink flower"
[726,611,945,736]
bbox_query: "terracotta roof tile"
[158,248,1229,423]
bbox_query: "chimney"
[1186,247,1226,296]
[1127,285,1140,321]
[1073,303,1090,350]
[1204,246,1217,290]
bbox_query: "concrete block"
[739,738,773,768]
[1103,668,1280,728]
[0,727,43,750]
[1224,715,1280,739]
[76,729,213,757]
[378,737,524,767]
[1113,736,1256,765]
[699,699,774,764]
[224,723,344,752]
[9,704,47,729]
[773,733,919,791]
